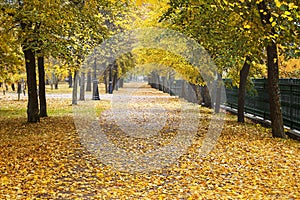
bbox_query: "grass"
[45,81,72,94]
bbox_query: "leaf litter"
[0,83,299,199]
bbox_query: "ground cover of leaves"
[0,84,299,199]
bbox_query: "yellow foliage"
[280,58,300,78]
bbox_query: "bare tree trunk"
[191,84,202,104]
[92,58,100,100]
[108,64,113,94]
[104,70,108,93]
[214,73,222,113]
[38,55,47,117]
[257,1,286,138]
[203,85,212,108]
[238,56,251,123]
[72,70,78,105]
[119,78,124,88]
[23,46,39,122]
[86,70,92,91]
[80,72,85,101]
[68,70,73,88]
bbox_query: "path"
[1,82,299,199]
[75,82,209,173]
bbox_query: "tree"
[38,54,47,117]
[221,0,299,137]
[1,0,109,121]
[238,56,251,123]
[256,0,285,138]
[160,0,299,138]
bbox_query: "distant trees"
[0,0,109,122]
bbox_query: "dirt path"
[76,82,209,173]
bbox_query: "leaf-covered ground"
[0,83,299,199]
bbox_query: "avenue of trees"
[0,0,121,121]
[0,0,299,139]
[157,0,299,138]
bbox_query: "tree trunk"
[11,83,15,91]
[266,44,286,138]
[72,70,78,105]
[214,73,222,113]
[238,56,251,123]
[38,55,47,117]
[86,70,92,91]
[68,70,73,88]
[23,47,39,122]
[80,72,85,101]
[104,70,108,93]
[113,64,118,91]
[180,80,186,98]
[54,81,58,89]
[92,58,100,100]
[17,82,21,101]
[202,85,212,108]
[119,78,124,88]
[191,84,202,104]
[257,1,286,138]
[108,64,113,94]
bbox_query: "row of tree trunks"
[50,72,59,90]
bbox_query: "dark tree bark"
[38,55,47,117]
[79,72,85,101]
[103,69,108,93]
[51,72,55,90]
[113,73,118,91]
[112,63,118,92]
[17,82,21,101]
[169,73,175,95]
[180,80,186,99]
[68,70,73,88]
[214,73,222,113]
[72,70,78,105]
[202,85,212,108]
[108,64,113,94]
[86,70,92,91]
[119,78,124,88]
[92,58,100,100]
[238,56,251,123]
[162,76,167,93]
[191,84,202,104]
[54,79,58,89]
[257,1,286,138]
[23,46,40,122]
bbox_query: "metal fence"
[148,75,199,103]
[148,74,300,131]
[225,79,300,131]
